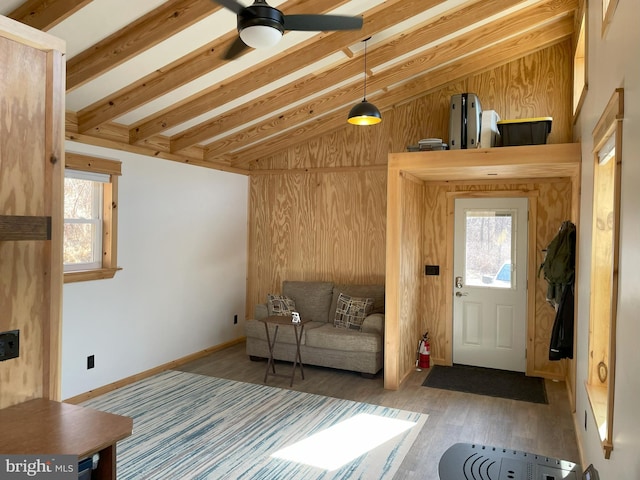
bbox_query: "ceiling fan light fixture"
[239,24,283,48]
[348,37,381,126]
[348,100,382,125]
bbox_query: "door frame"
[444,190,539,375]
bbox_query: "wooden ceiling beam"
[66,0,221,92]
[127,0,446,144]
[66,111,206,160]
[65,112,244,173]
[76,0,352,132]
[8,0,93,31]
[77,34,236,132]
[220,16,574,167]
[203,2,575,162]
[169,0,533,152]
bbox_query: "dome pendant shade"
[347,100,382,125]
[347,37,381,126]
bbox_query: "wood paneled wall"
[247,169,387,309]
[0,18,65,408]
[246,40,574,381]
[0,36,48,408]
[397,174,425,379]
[422,184,451,365]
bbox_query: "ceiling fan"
[213,0,364,60]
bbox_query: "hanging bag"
[538,221,576,307]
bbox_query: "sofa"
[245,280,385,376]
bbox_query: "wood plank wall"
[398,174,425,377]
[247,40,574,381]
[248,169,387,307]
[0,18,65,408]
[0,35,47,408]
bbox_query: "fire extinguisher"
[418,332,431,369]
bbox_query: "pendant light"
[348,37,382,125]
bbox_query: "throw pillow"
[267,294,296,317]
[334,293,374,330]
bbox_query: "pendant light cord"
[360,36,373,101]
[363,38,368,101]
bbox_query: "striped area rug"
[82,371,427,479]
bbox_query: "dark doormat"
[422,364,548,404]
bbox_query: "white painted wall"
[574,1,640,477]
[61,142,248,400]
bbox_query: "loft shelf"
[389,143,581,182]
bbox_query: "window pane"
[64,177,99,219]
[64,222,100,265]
[64,175,103,270]
[464,210,513,288]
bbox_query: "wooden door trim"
[444,190,538,375]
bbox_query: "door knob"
[455,291,469,297]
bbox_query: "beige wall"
[573,0,640,474]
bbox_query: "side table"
[0,398,133,480]
[260,315,310,387]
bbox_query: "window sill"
[585,382,613,458]
[64,267,122,284]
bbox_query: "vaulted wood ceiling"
[2,0,578,173]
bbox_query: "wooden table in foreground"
[260,315,310,387]
[0,398,133,480]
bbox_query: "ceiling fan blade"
[211,0,245,15]
[283,14,363,32]
[223,36,250,60]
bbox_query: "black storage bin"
[497,117,552,146]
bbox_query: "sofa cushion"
[266,294,296,316]
[305,324,382,353]
[254,303,269,321]
[244,319,324,345]
[333,293,374,330]
[361,313,384,335]
[283,281,334,323]
[330,284,385,320]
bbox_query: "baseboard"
[63,337,246,404]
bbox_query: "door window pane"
[464,210,514,288]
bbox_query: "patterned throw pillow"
[267,294,296,317]
[334,293,374,330]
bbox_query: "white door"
[453,197,528,372]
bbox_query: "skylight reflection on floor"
[270,413,417,471]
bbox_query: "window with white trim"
[64,152,122,283]
[64,169,108,271]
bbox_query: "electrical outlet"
[0,330,19,361]
[87,355,95,369]
[234,314,238,324]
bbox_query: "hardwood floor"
[176,342,580,480]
